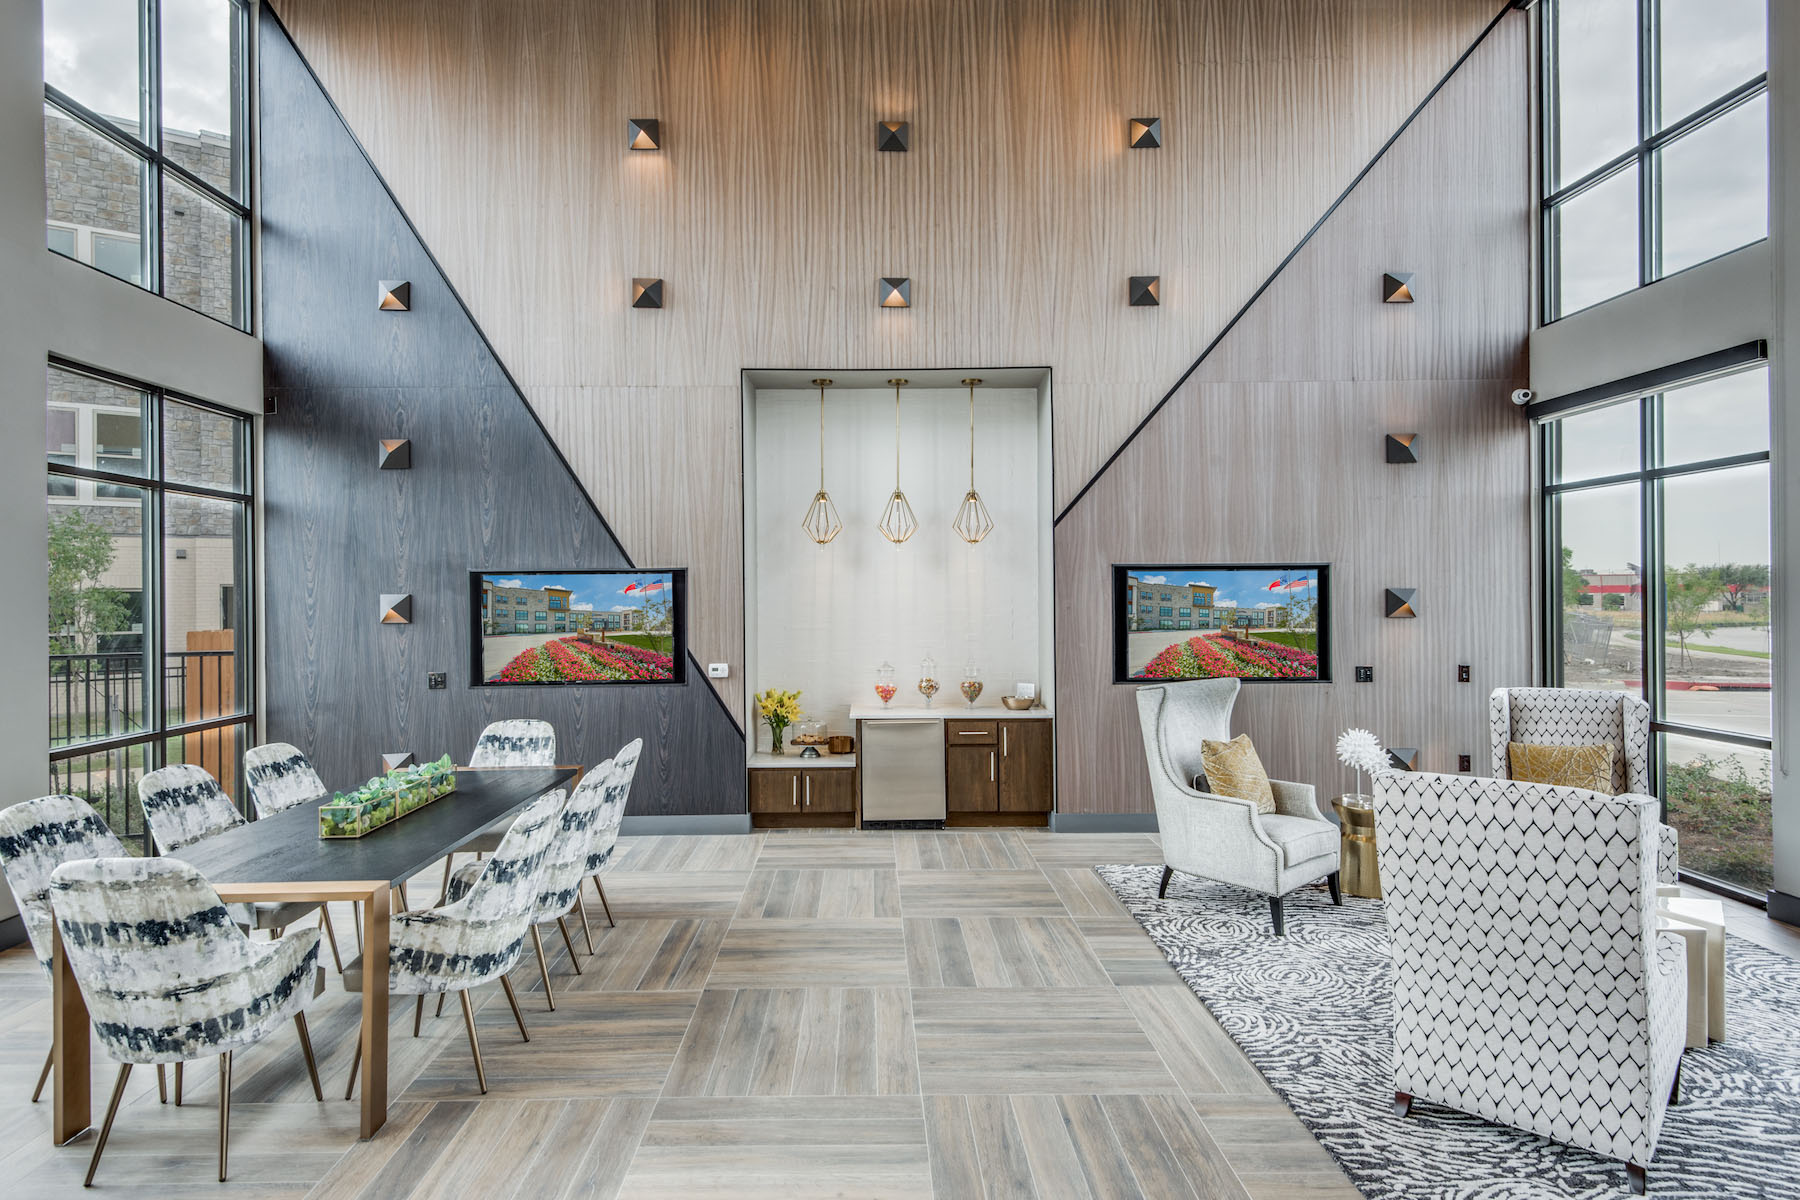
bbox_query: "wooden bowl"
[1000,696,1036,711]
[827,735,854,755]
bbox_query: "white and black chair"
[242,742,351,961]
[436,719,560,899]
[49,857,324,1185]
[584,738,642,926]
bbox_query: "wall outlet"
[1457,664,1471,683]
[1354,666,1373,683]
[1458,753,1472,772]
[708,662,730,679]
[428,672,447,690]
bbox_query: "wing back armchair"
[1375,769,1686,1193]
[1490,687,1677,884]
[1135,679,1340,935]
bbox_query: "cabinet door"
[998,720,1054,813]
[749,769,799,814]
[804,770,855,813]
[946,744,998,813]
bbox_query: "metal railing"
[49,649,236,746]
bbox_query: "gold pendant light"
[800,378,842,544]
[952,377,994,544]
[877,378,918,544]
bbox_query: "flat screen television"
[1112,564,1330,683]
[470,569,687,686]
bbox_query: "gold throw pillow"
[1508,741,1616,792]
[1200,734,1276,815]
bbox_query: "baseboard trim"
[0,913,24,953]
[1768,888,1800,927]
[621,813,754,837]
[1050,812,1159,834]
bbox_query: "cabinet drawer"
[945,720,998,745]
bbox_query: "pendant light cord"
[968,381,976,489]
[894,382,902,488]
[818,382,826,491]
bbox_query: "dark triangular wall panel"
[258,15,744,817]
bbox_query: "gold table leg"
[360,885,390,1139]
[52,921,92,1145]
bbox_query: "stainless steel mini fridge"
[858,718,947,821]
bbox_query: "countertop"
[747,751,857,769]
[848,703,1053,721]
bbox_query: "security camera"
[1510,388,1534,406]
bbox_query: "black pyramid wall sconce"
[378,438,412,470]
[377,280,410,311]
[382,752,416,772]
[877,121,910,152]
[1128,117,1161,148]
[627,118,660,150]
[631,278,664,309]
[1387,747,1420,771]
[380,594,413,625]
[1129,276,1161,307]
[878,277,911,308]
[1384,588,1418,619]
[1382,272,1415,303]
[1385,433,1419,464]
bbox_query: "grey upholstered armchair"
[1135,679,1340,934]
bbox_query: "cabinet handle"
[990,751,995,782]
[1003,727,1009,756]
[805,777,811,807]
[957,730,986,736]
[792,776,798,807]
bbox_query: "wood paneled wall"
[1053,11,1533,812]
[257,19,747,816]
[270,0,1506,726]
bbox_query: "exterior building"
[481,581,575,635]
[1123,574,1285,632]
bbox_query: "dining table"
[50,764,579,1145]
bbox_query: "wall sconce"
[631,278,664,309]
[380,594,413,624]
[1384,588,1418,619]
[1387,747,1420,771]
[878,277,911,308]
[377,280,410,311]
[1385,433,1419,464]
[1382,272,1415,303]
[876,121,910,152]
[382,752,416,772]
[1128,117,1161,149]
[1128,276,1161,307]
[627,118,660,150]
[378,438,412,470]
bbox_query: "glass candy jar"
[918,655,940,706]
[960,663,983,707]
[874,662,898,706]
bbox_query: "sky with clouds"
[486,571,671,615]
[44,0,234,135]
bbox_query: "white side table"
[1656,889,1726,1043]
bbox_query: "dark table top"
[171,766,577,890]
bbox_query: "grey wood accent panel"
[257,16,746,816]
[1053,12,1533,813]
[269,0,1504,725]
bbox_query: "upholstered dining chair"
[345,789,565,1096]
[1135,679,1340,935]
[49,857,325,1186]
[138,763,342,971]
[1489,686,1678,884]
[584,738,642,926]
[0,794,156,1106]
[242,742,351,962]
[437,719,561,898]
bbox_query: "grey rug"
[1096,864,1800,1199]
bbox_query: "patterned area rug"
[1096,864,1800,1199]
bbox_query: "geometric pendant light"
[877,379,918,545]
[801,378,843,545]
[952,377,994,544]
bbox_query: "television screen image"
[471,569,686,686]
[1113,564,1330,683]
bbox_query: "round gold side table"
[1332,795,1381,899]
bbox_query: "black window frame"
[43,0,255,333]
[1540,0,1768,324]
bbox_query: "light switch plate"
[428,672,446,690]
[707,663,730,679]
[1458,754,1472,772]
[1355,666,1373,683]
[1458,664,1471,683]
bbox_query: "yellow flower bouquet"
[753,688,803,755]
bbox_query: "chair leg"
[414,994,425,1038]
[84,1063,132,1187]
[530,926,557,1010]
[500,976,530,1042]
[1327,871,1343,906]
[218,1051,233,1183]
[295,1013,324,1102]
[458,990,487,1094]
[175,1060,184,1106]
[319,906,344,973]
[1268,895,1286,936]
[593,876,615,927]
[32,1044,52,1102]
[344,1032,362,1101]
[1670,1057,1683,1105]
[439,854,455,906]
[1391,1091,1412,1118]
[1626,1163,1647,1195]
[556,916,584,974]
[1157,865,1174,899]
[436,991,447,1019]
[575,893,596,955]
[156,1063,167,1104]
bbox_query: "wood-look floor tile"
[1121,985,1270,1096]
[612,835,763,873]
[896,870,1066,917]
[754,837,898,871]
[662,988,918,1097]
[1041,867,1131,917]
[737,869,902,919]
[586,872,750,919]
[707,919,908,987]
[895,831,1037,871]
[904,917,1110,988]
[1072,916,1183,987]
[1022,835,1164,869]
[561,918,728,992]
[912,989,1178,1095]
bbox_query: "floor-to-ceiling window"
[1541,0,1768,320]
[42,0,252,330]
[47,361,254,852]
[1541,358,1773,898]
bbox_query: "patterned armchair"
[1490,687,1678,884]
[243,742,330,818]
[1135,679,1340,935]
[584,737,643,925]
[1375,770,1686,1194]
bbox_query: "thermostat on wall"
[708,663,730,679]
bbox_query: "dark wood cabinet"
[802,769,855,813]
[946,744,998,812]
[998,719,1054,813]
[750,766,857,824]
[750,768,802,814]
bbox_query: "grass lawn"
[605,632,675,654]
[1622,633,1772,660]
[1249,630,1318,652]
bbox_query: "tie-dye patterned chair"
[344,789,565,1096]
[469,718,558,768]
[138,763,342,971]
[49,856,325,1185]
[584,738,643,926]
[242,743,350,967]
